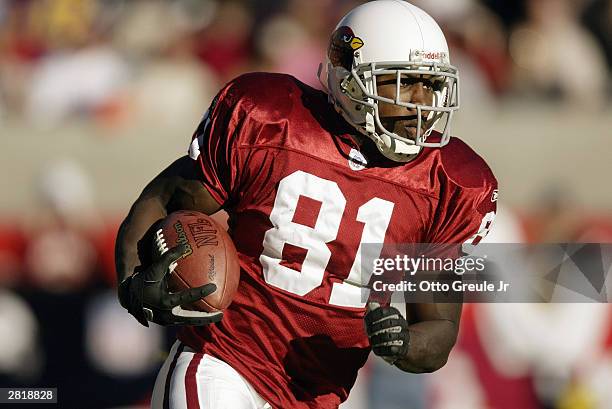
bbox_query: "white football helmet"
[318,0,460,162]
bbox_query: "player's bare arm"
[365,299,461,373]
[402,302,461,373]
[115,156,223,326]
[116,156,220,283]
[400,302,461,372]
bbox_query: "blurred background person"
[509,0,608,107]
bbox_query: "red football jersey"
[179,73,497,408]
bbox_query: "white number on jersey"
[259,171,394,308]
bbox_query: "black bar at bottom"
[0,388,57,404]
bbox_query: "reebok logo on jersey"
[491,189,499,202]
[348,148,367,171]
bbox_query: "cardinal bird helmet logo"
[328,26,364,70]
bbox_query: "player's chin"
[381,122,411,141]
[381,119,429,142]
[402,126,419,140]
[391,125,419,142]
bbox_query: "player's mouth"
[381,115,429,140]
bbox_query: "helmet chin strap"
[371,132,422,162]
[365,111,376,134]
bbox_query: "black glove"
[118,244,223,327]
[364,302,410,365]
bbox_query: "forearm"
[115,196,168,283]
[114,156,222,284]
[394,319,458,373]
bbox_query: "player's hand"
[364,302,410,365]
[118,244,223,327]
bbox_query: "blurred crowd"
[0,0,611,127]
[1,0,612,408]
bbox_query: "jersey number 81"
[259,171,394,308]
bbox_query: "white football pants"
[151,340,272,409]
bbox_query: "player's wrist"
[117,275,132,310]
[390,336,411,367]
[117,267,139,298]
[118,273,150,327]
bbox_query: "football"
[154,210,240,312]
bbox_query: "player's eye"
[399,78,417,88]
[398,77,429,89]
[399,77,444,91]
[429,78,445,91]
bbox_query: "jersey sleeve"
[426,181,498,258]
[187,81,246,208]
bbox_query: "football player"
[116,1,497,408]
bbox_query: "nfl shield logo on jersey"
[348,148,367,171]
